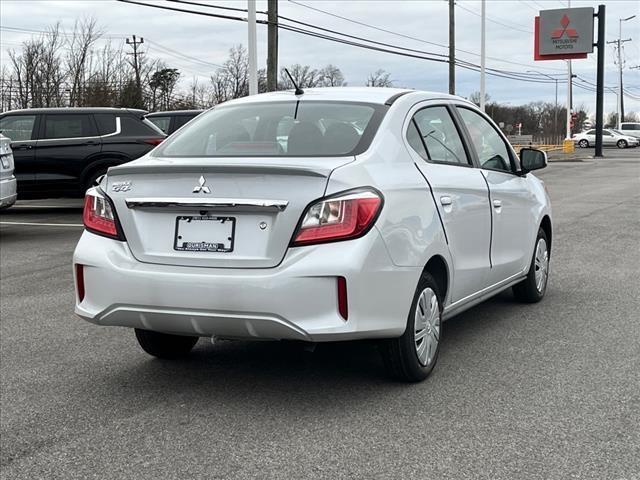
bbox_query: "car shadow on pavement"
[87,290,529,404]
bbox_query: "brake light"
[83,188,122,240]
[143,138,164,146]
[337,276,348,320]
[292,189,383,246]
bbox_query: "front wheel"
[135,329,198,359]
[380,273,442,382]
[513,228,550,303]
[578,139,589,148]
[617,139,627,149]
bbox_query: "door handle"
[493,199,502,208]
[440,196,452,206]
[83,140,98,146]
[14,144,33,150]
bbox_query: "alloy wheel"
[414,287,440,366]
[534,238,549,293]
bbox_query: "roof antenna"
[284,68,304,96]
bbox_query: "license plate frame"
[173,215,235,253]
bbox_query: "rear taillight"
[83,188,123,240]
[291,188,383,246]
[143,138,164,146]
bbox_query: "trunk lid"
[106,156,353,268]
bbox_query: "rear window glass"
[154,101,386,157]
[148,116,171,134]
[94,114,117,135]
[173,114,198,131]
[118,116,163,136]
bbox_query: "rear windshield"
[153,101,386,157]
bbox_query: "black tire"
[578,139,589,148]
[513,228,550,303]
[84,168,108,192]
[617,139,627,149]
[380,272,442,382]
[134,329,198,359]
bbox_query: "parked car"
[0,133,17,209]
[620,122,640,139]
[0,108,166,199]
[145,110,203,135]
[73,88,552,382]
[573,128,639,148]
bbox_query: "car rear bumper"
[0,176,17,208]
[73,229,420,342]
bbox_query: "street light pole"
[247,0,258,95]
[618,15,635,127]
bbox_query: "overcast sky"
[1,0,639,115]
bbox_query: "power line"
[287,0,564,72]
[456,4,533,34]
[155,0,560,84]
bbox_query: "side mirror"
[519,148,547,173]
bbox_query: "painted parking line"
[0,221,83,227]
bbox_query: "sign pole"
[594,4,605,158]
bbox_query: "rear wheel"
[513,228,549,303]
[135,329,198,359]
[578,139,589,148]
[380,273,442,382]
[617,139,627,149]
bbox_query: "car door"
[406,104,491,303]
[456,106,536,286]
[35,113,101,192]
[0,114,39,191]
[602,130,616,146]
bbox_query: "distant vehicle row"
[0,108,169,198]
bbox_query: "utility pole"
[267,0,278,92]
[448,0,455,95]
[126,35,144,93]
[247,0,258,95]
[607,15,635,128]
[595,4,606,158]
[480,0,486,111]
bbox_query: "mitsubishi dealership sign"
[535,7,595,60]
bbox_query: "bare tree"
[319,64,346,87]
[365,69,393,87]
[66,17,102,106]
[279,64,322,89]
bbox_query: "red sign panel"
[534,17,587,61]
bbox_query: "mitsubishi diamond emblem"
[193,175,211,194]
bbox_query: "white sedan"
[73,88,552,382]
[573,128,639,148]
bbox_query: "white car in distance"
[573,128,639,148]
[73,88,552,382]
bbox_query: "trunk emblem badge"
[112,181,131,192]
[193,175,211,194]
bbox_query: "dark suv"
[0,107,165,198]
[145,110,203,135]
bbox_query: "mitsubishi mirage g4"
[73,88,552,382]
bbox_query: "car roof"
[0,107,147,115]
[222,87,466,106]
[146,110,203,117]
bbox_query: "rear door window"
[121,116,164,136]
[411,106,469,165]
[0,115,36,141]
[154,101,386,157]
[43,114,97,139]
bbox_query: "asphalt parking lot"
[1,150,639,480]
